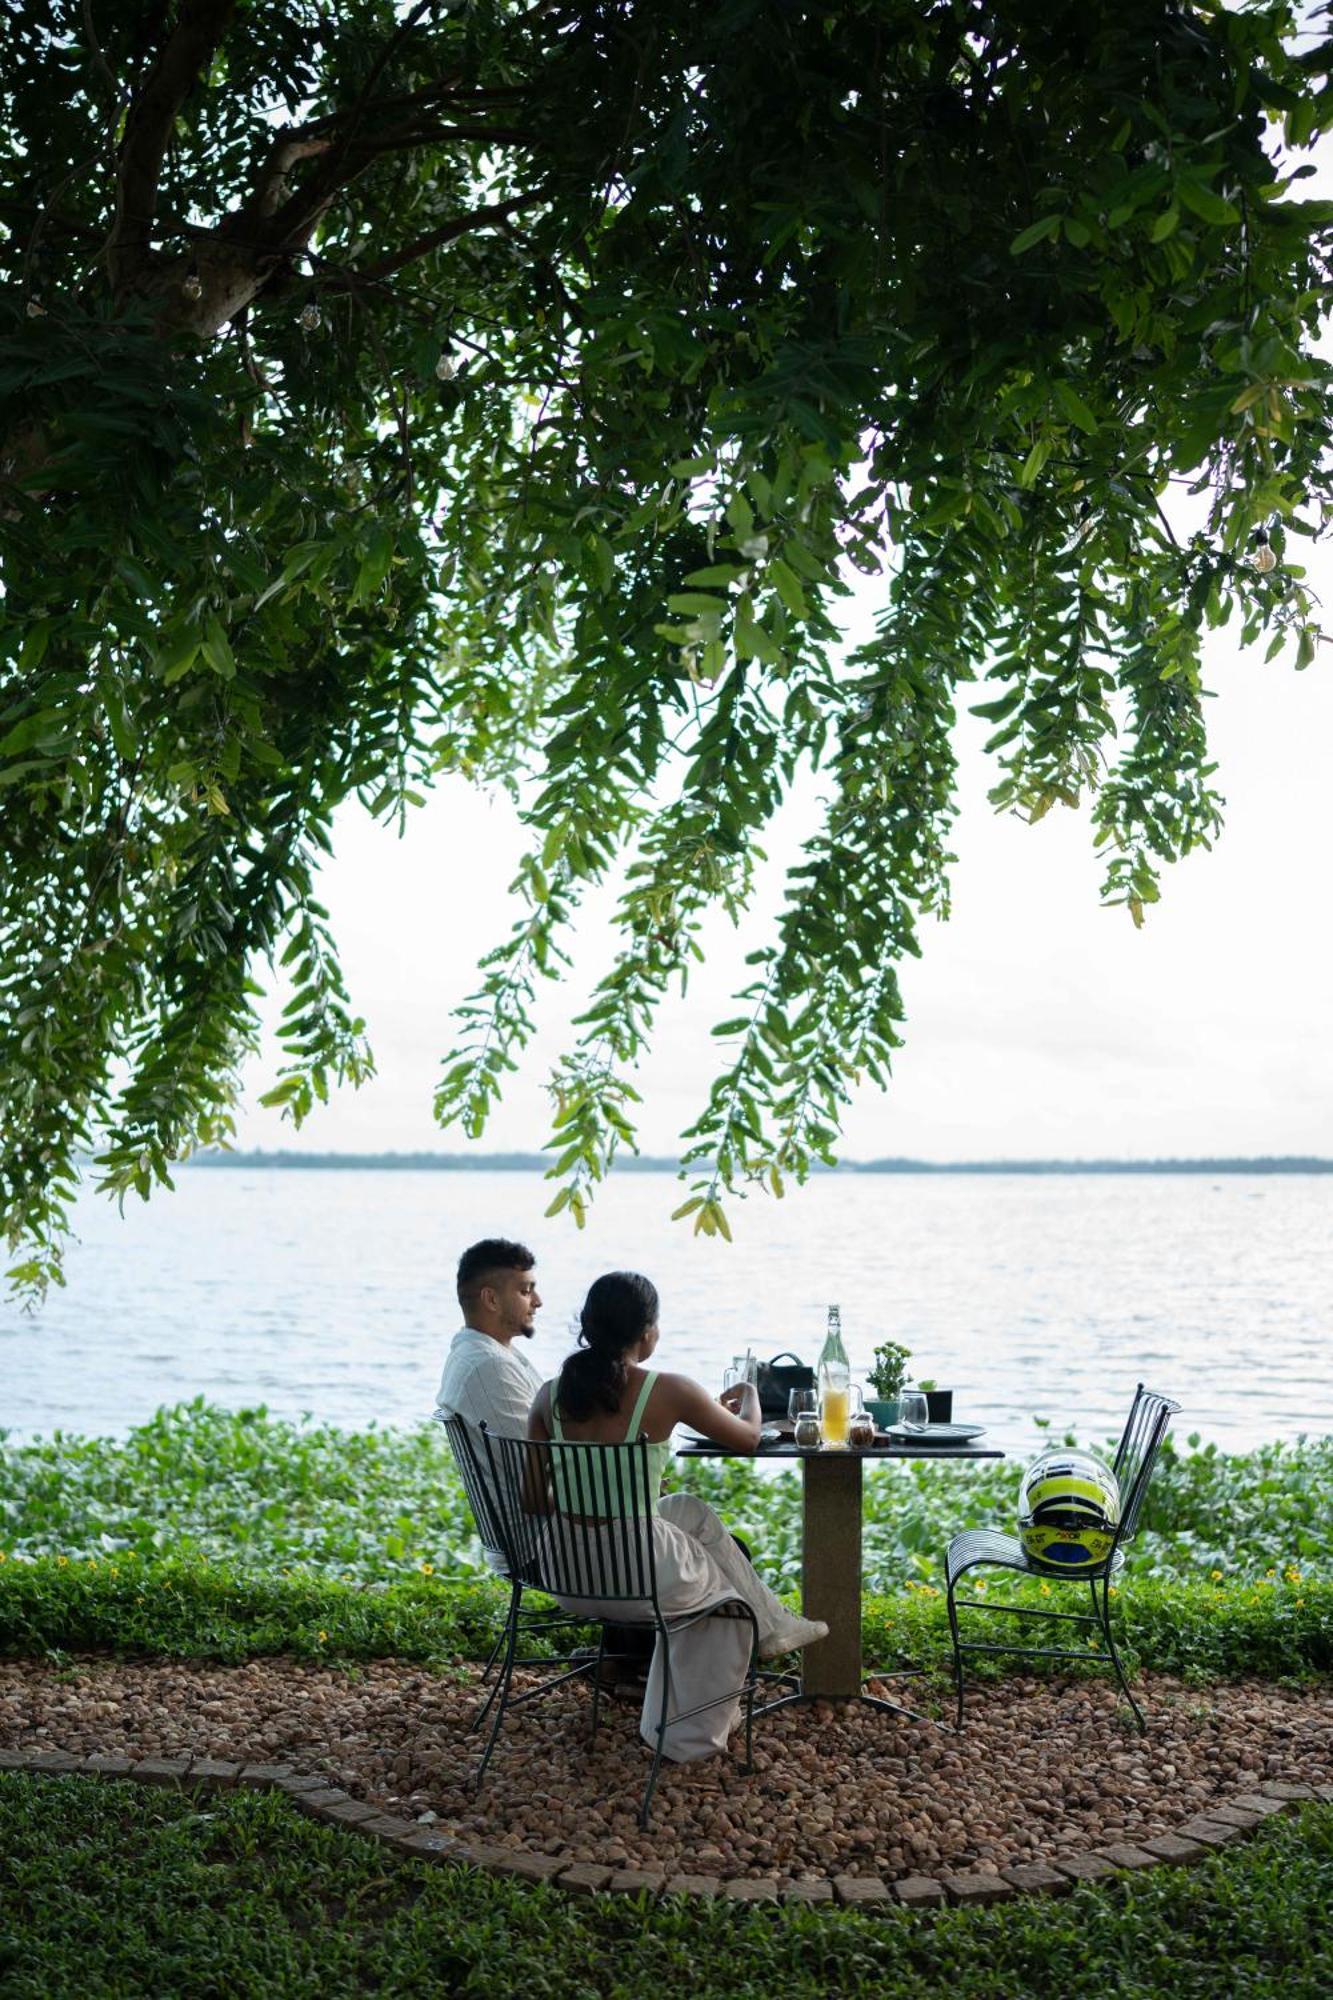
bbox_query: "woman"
[527,1270,827,1761]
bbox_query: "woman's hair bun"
[557,1271,659,1421]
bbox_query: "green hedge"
[1,1774,1331,1999]
[1,1552,1328,1682]
[3,1401,1330,1593]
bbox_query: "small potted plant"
[865,1340,912,1427]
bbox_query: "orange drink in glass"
[820,1385,850,1449]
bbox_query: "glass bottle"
[818,1303,851,1450]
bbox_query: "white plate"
[681,1425,784,1446]
[886,1422,986,1445]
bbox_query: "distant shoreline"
[186,1151,1333,1175]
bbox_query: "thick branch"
[257,117,533,253]
[354,192,546,284]
[108,0,238,292]
[253,133,335,219]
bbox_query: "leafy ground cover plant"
[2,1401,1327,1590]
[0,1776,1330,2000]
[0,1552,1326,1683]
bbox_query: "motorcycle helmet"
[1018,1446,1121,1571]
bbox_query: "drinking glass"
[788,1387,818,1426]
[820,1383,851,1450]
[898,1389,929,1432]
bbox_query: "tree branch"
[255,117,534,254]
[302,80,528,137]
[352,192,547,284]
[339,0,439,139]
[354,123,534,151]
[252,133,335,220]
[79,0,127,109]
[108,0,239,292]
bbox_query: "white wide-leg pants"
[551,1492,798,1762]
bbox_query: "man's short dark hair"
[457,1238,534,1307]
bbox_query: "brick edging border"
[0,1747,1328,1909]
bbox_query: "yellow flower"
[56,1555,68,1567]
[1285,1567,1301,1584]
[973,1580,987,1593]
[1109,1586,1118,1598]
[420,1562,434,1576]
[1210,1569,1223,1582]
[318,1630,328,1643]
[0,1552,6,1564]
[1296,1596,1305,1607]
[110,1566,120,1576]
[1039,1582,1051,1596]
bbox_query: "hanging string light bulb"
[435,349,456,381]
[181,266,203,301]
[299,302,321,331]
[1250,531,1278,574]
[25,298,46,318]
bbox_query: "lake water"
[1,1170,1328,1452]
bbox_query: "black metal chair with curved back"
[945,1384,1180,1731]
[439,1414,598,1734]
[478,1424,761,1828]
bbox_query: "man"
[433,1237,543,1441]
[435,1236,651,1687]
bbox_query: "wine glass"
[898,1389,929,1432]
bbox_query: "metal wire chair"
[478,1425,761,1828]
[439,1415,599,1717]
[945,1384,1180,1731]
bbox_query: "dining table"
[677,1427,1004,1707]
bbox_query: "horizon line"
[186,1149,1333,1174]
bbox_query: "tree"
[2,0,1331,1289]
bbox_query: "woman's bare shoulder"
[650,1370,712,1408]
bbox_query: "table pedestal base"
[754,1663,934,1724]
[761,1449,934,1721]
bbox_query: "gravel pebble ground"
[1,1658,1328,1886]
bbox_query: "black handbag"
[754,1350,815,1420]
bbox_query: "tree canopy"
[3,0,1332,1287]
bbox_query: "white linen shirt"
[433,1326,542,1572]
[433,1325,542,1439]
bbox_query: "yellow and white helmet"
[1018,1448,1121,1571]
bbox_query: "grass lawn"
[0,1775,1330,2000]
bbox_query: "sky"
[222,70,1333,1171]
[225,545,1333,1166]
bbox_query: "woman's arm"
[521,1383,555,1512]
[664,1373,763,1452]
[527,1383,553,1443]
